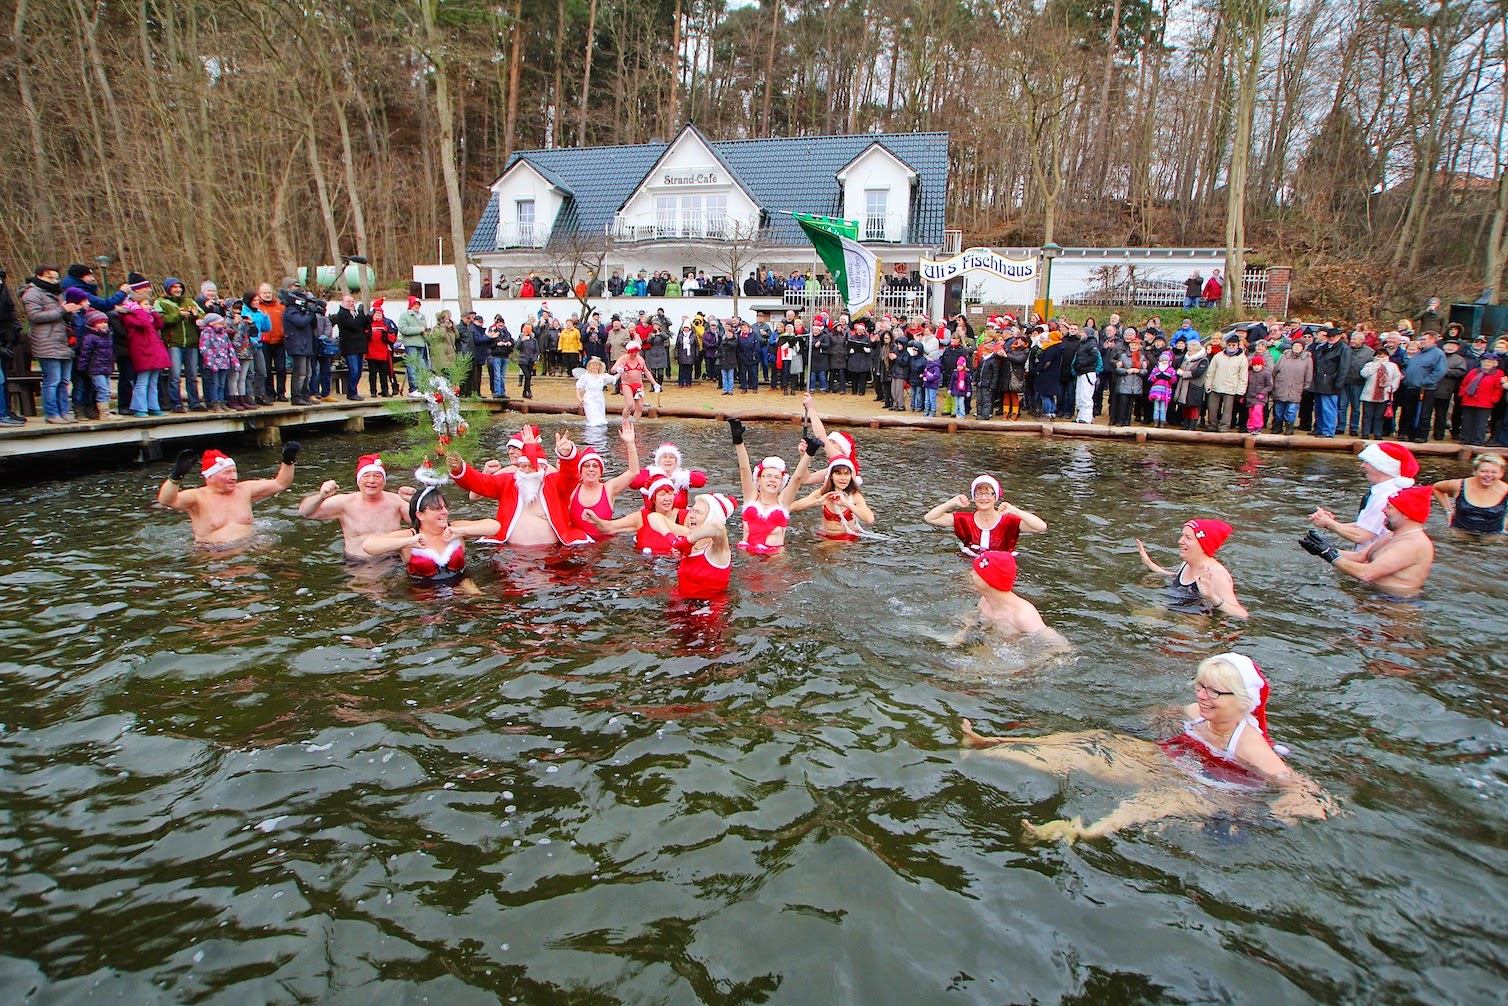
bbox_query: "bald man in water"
[157,443,299,544]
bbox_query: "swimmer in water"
[1309,440,1419,549]
[1136,518,1250,618]
[583,474,691,554]
[297,453,416,558]
[960,653,1333,843]
[791,455,874,541]
[923,474,1047,556]
[1301,485,1435,596]
[157,443,299,545]
[629,441,707,511]
[674,492,736,599]
[565,422,641,542]
[361,486,494,594]
[962,550,1068,647]
[1431,453,1507,534]
[727,419,814,553]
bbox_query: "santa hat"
[825,456,860,486]
[825,431,857,466]
[655,443,683,470]
[371,297,385,312]
[576,448,605,472]
[753,456,787,484]
[1002,314,1017,326]
[407,295,421,309]
[354,454,386,482]
[201,449,235,478]
[985,316,1001,329]
[971,474,1000,498]
[1185,518,1232,557]
[626,339,642,351]
[1387,485,1433,523]
[972,551,1017,593]
[520,443,547,469]
[641,476,676,508]
[506,435,526,452]
[1358,442,1420,483]
[1216,652,1278,749]
[698,492,736,526]
[815,311,830,327]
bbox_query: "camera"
[278,288,325,313]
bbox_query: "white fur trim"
[971,475,1000,497]
[203,456,236,478]
[357,460,386,481]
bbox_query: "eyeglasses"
[1195,682,1234,699]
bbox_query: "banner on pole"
[794,212,877,317]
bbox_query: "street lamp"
[95,255,115,291]
[1040,242,1061,321]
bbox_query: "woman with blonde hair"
[960,653,1332,843]
[1431,453,1507,534]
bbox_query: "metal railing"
[862,214,908,243]
[782,286,927,315]
[1056,268,1270,309]
[495,223,544,248]
[609,214,755,243]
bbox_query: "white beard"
[515,468,546,507]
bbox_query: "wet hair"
[409,486,446,525]
[1472,453,1505,472]
[820,460,857,495]
[1193,655,1257,715]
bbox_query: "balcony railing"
[782,285,927,315]
[609,214,760,243]
[861,214,909,243]
[495,223,544,248]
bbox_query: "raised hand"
[170,449,199,481]
[446,450,465,474]
[620,421,636,444]
[728,418,745,445]
[1299,530,1339,563]
[319,479,340,496]
[281,441,302,465]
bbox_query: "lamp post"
[1040,241,1061,321]
[94,255,114,291]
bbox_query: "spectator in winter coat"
[397,296,430,394]
[22,266,77,422]
[1457,355,1505,445]
[1110,337,1149,427]
[333,295,371,401]
[1306,328,1350,436]
[1201,270,1223,308]
[1245,354,1274,432]
[77,311,121,419]
[1430,336,1470,441]
[284,297,320,405]
[1183,274,1203,310]
[1341,332,1375,437]
[121,295,169,416]
[515,324,540,398]
[1270,340,1314,435]
[735,324,760,393]
[1072,331,1103,423]
[156,278,204,412]
[1398,332,1449,442]
[1172,338,1210,429]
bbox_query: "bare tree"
[704,219,773,318]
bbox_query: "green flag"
[794,212,877,317]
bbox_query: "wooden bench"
[5,374,41,417]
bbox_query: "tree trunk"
[421,0,473,318]
[13,0,55,248]
[761,0,780,136]
[667,0,682,133]
[579,0,599,147]
[1224,0,1266,313]
[504,0,524,160]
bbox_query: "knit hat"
[407,295,421,309]
[63,288,90,304]
[1387,485,1433,523]
[127,272,151,291]
[163,277,184,294]
[197,313,225,328]
[66,263,92,280]
[972,550,1017,592]
[971,474,1001,497]
[83,310,109,329]
[356,454,386,482]
[1358,441,1420,482]
[201,450,235,478]
[697,492,736,526]
[1185,518,1232,556]
[1250,354,1264,367]
[371,297,385,312]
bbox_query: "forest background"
[3,0,1506,322]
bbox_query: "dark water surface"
[0,422,1503,1004]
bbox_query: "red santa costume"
[630,442,707,510]
[636,477,687,555]
[952,475,1021,556]
[451,442,590,544]
[739,456,790,554]
[676,493,735,599]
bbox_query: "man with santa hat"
[157,441,300,544]
[446,431,589,546]
[1308,441,1420,548]
[297,453,415,558]
[1302,485,1435,595]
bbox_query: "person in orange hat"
[157,442,300,545]
[298,454,416,558]
[1301,485,1434,595]
[1136,518,1249,618]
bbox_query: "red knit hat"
[407,295,421,309]
[201,450,235,478]
[1185,519,1232,556]
[1387,485,1433,523]
[972,551,1017,592]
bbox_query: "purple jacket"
[78,329,116,376]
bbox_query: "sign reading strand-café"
[662,169,720,186]
[920,247,1038,283]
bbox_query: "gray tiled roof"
[468,129,949,255]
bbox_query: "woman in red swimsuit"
[566,421,641,541]
[583,475,690,554]
[675,492,735,599]
[791,456,873,541]
[923,474,1047,555]
[727,418,814,554]
[958,653,1333,843]
[361,487,494,594]
[611,340,657,423]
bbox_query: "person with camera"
[281,288,323,406]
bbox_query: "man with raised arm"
[297,454,415,558]
[157,443,300,544]
[447,430,588,546]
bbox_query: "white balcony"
[495,223,545,248]
[609,213,761,243]
[861,213,909,243]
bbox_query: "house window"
[864,189,889,241]
[706,193,729,236]
[680,194,704,237]
[516,200,535,245]
[655,195,677,237]
[422,283,441,300]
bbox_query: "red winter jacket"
[1458,367,1505,409]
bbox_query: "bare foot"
[959,718,1008,749]
[1022,816,1087,844]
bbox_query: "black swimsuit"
[1451,489,1507,534]
[1167,563,1209,612]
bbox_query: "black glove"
[281,440,302,466]
[1299,530,1339,563]
[169,449,198,481]
[728,418,744,445]
[802,435,824,458]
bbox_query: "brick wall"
[1264,266,1292,318]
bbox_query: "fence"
[1056,266,1274,310]
[781,286,927,316]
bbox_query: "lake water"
[0,422,1503,1004]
